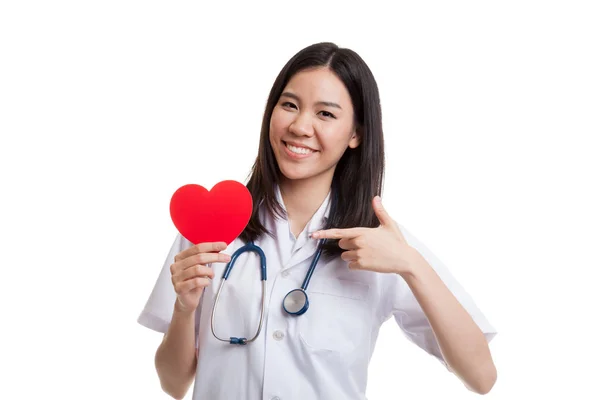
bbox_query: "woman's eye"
[282,102,297,109]
[319,111,336,119]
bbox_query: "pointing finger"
[372,196,395,228]
[310,227,368,240]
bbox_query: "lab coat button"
[273,330,285,341]
[272,397,281,400]
[281,270,290,278]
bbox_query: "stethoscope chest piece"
[280,238,325,316]
[282,288,309,315]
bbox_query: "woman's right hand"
[170,242,232,313]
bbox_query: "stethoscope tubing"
[210,239,326,345]
[301,239,326,290]
[210,243,268,345]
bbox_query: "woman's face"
[269,67,360,185]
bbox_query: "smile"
[282,141,317,157]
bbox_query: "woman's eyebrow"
[281,92,342,110]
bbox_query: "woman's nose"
[288,112,314,137]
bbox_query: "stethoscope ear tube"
[222,242,267,281]
[210,243,268,345]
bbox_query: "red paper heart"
[169,180,253,245]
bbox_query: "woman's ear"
[348,125,362,149]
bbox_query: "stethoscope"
[210,239,326,345]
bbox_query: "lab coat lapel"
[271,184,331,271]
[285,234,320,270]
[283,197,330,271]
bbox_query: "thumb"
[373,196,394,227]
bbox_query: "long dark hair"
[240,42,385,258]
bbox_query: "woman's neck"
[279,174,332,238]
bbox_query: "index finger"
[310,228,368,240]
[175,241,228,262]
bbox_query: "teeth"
[286,143,313,155]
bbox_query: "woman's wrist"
[174,297,198,316]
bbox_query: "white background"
[1,1,599,399]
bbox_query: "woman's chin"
[279,166,335,185]
[279,167,315,182]
[280,171,310,182]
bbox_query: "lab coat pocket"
[297,278,371,355]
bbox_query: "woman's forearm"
[155,301,198,399]
[401,249,497,394]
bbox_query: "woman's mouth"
[282,141,317,158]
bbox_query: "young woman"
[138,42,497,400]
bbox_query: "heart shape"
[169,180,253,245]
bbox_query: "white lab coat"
[138,187,497,399]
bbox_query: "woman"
[138,42,497,399]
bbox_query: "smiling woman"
[243,44,385,254]
[138,42,498,400]
[270,68,360,186]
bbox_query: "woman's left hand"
[310,196,418,276]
